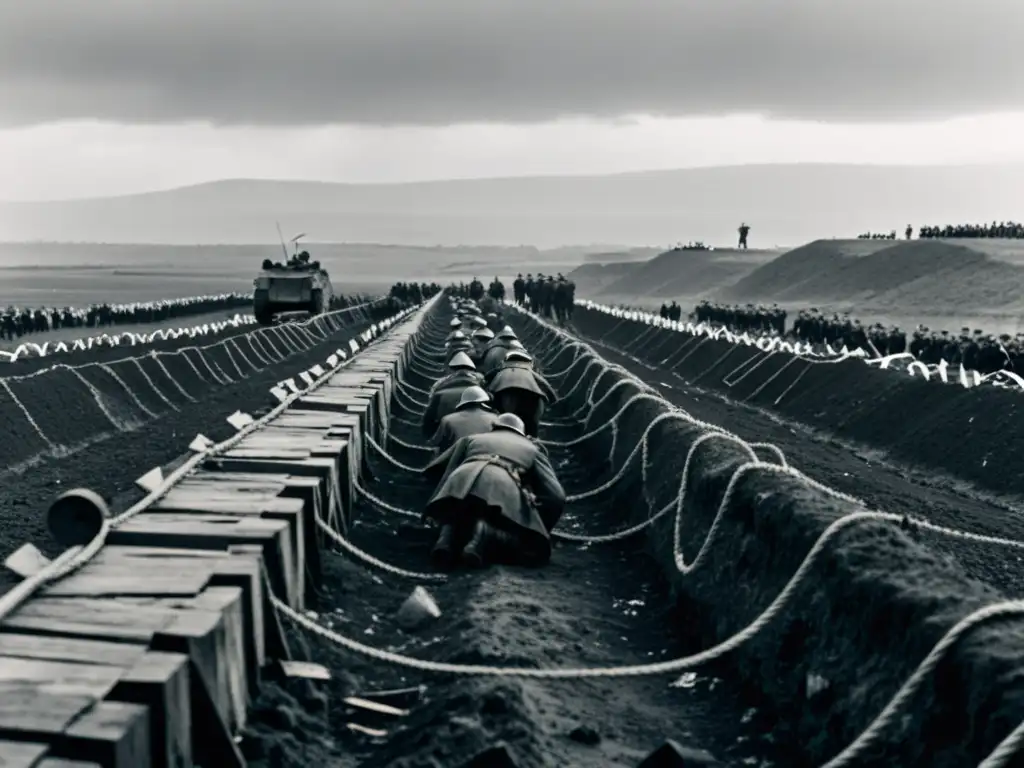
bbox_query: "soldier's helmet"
[492,412,527,436]
[450,330,466,341]
[498,326,517,339]
[448,351,476,370]
[456,386,491,409]
[508,339,526,351]
[449,318,462,328]
[471,315,488,327]
[504,349,533,364]
[473,327,495,340]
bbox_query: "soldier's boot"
[462,519,517,568]
[430,524,459,570]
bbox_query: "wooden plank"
[0,634,148,667]
[150,492,304,611]
[96,547,265,691]
[107,514,293,612]
[59,701,150,768]
[121,588,247,737]
[2,598,177,644]
[205,457,347,534]
[0,740,50,767]
[110,652,191,768]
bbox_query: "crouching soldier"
[429,386,500,453]
[421,352,481,438]
[423,413,566,570]
[486,350,557,437]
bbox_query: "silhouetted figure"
[738,223,750,249]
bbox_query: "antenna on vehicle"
[290,233,306,257]
[275,221,289,260]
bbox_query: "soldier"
[738,222,751,249]
[445,330,475,362]
[486,349,557,438]
[468,276,485,301]
[428,386,500,454]
[905,224,913,240]
[423,351,482,437]
[470,326,495,364]
[479,325,519,374]
[487,277,506,302]
[513,273,527,305]
[422,413,567,570]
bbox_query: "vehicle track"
[282,308,782,767]
[569,322,1024,601]
[0,302,392,596]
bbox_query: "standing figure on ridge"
[738,222,751,250]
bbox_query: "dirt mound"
[532,308,1024,765]
[0,303,391,595]
[723,239,1024,312]
[598,248,776,299]
[566,262,641,295]
[582,247,662,264]
[573,306,1024,503]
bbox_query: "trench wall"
[510,308,1024,767]
[572,306,1024,500]
[0,299,396,472]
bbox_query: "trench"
[284,304,788,768]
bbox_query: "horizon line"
[3,159,1022,205]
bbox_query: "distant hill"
[720,238,1024,313]
[2,164,1023,247]
[597,247,781,299]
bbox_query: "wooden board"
[0,303,429,766]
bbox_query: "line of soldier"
[693,301,788,336]
[388,281,442,306]
[512,274,576,324]
[655,299,1023,376]
[918,221,1024,239]
[417,295,566,572]
[858,222,1024,241]
[1,293,252,342]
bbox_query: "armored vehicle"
[253,245,335,325]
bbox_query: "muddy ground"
[246,309,797,768]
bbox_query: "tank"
[252,255,335,325]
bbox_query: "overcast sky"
[3,0,1023,200]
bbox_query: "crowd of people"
[446,274,577,325]
[652,299,1023,376]
[855,222,1024,241]
[1,293,251,342]
[918,221,1024,239]
[387,281,442,306]
[417,294,565,571]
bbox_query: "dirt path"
[571,327,1024,602]
[284,316,783,767]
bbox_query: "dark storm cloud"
[1,0,1022,127]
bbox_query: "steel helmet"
[448,351,476,370]
[472,327,494,340]
[508,340,526,351]
[450,330,466,341]
[492,412,526,435]
[498,325,517,339]
[470,315,487,327]
[456,386,491,409]
[449,318,462,328]
[504,349,533,364]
